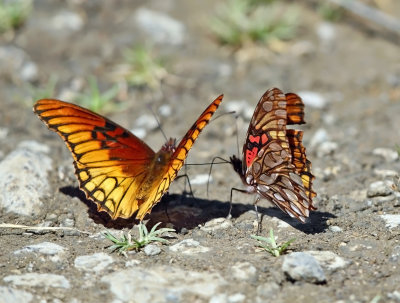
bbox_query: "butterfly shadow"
[60,186,248,230]
[254,206,335,234]
[60,186,334,233]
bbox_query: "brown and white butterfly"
[230,87,316,222]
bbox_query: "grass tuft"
[75,76,120,114]
[251,228,295,257]
[103,222,175,255]
[210,0,298,48]
[0,0,32,33]
[119,45,167,90]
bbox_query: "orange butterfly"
[34,95,223,220]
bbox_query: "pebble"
[316,141,338,157]
[158,104,172,117]
[4,273,70,289]
[134,114,159,130]
[256,282,280,298]
[144,244,161,256]
[224,100,253,120]
[298,91,328,109]
[169,239,210,255]
[305,251,349,272]
[367,180,394,197]
[0,46,38,83]
[14,242,66,256]
[0,141,52,216]
[309,128,330,149]
[230,262,257,282]
[329,225,343,233]
[380,214,400,229]
[372,147,399,162]
[101,266,227,303]
[282,252,326,283]
[373,169,398,178]
[190,174,212,185]
[317,22,336,44]
[130,128,147,139]
[51,10,84,32]
[201,218,233,232]
[134,8,185,45]
[0,286,33,303]
[74,253,114,273]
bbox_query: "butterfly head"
[161,138,177,153]
[230,155,244,176]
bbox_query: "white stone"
[0,141,52,216]
[328,225,342,233]
[298,91,327,109]
[130,128,147,139]
[14,242,66,256]
[134,114,159,130]
[158,105,171,117]
[317,141,338,157]
[282,252,326,283]
[374,169,398,178]
[101,266,227,303]
[74,253,114,273]
[380,214,400,229]
[372,147,399,162]
[201,218,233,232]
[144,244,161,256]
[190,174,212,185]
[125,259,141,267]
[4,273,70,289]
[231,262,257,281]
[317,22,336,43]
[51,11,84,31]
[0,286,33,303]
[367,180,394,197]
[306,251,349,272]
[309,128,330,149]
[228,293,246,302]
[169,239,210,254]
[134,8,185,45]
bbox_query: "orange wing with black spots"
[232,88,316,223]
[34,95,223,221]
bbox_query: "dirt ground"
[1,1,400,302]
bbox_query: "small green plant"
[103,222,175,255]
[75,76,119,113]
[317,2,344,22]
[121,45,167,89]
[0,0,32,33]
[29,75,58,101]
[210,0,298,47]
[251,228,295,257]
[395,144,400,156]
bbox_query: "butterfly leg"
[175,174,195,199]
[206,156,230,198]
[229,187,250,219]
[253,196,263,235]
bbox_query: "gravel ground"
[0,1,400,303]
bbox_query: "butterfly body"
[34,96,223,221]
[230,88,316,223]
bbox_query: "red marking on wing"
[245,147,258,167]
[261,133,268,144]
[249,135,260,144]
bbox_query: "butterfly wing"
[34,99,157,219]
[134,94,224,220]
[242,88,315,222]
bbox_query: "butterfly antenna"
[206,156,231,198]
[212,110,236,122]
[235,114,240,156]
[147,104,168,142]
